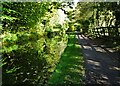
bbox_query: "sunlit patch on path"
[77,33,120,85]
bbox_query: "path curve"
[76,33,120,85]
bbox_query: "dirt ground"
[76,34,120,85]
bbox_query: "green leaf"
[2,15,17,21]
[6,67,21,74]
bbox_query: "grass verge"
[47,33,85,85]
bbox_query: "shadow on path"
[76,34,120,85]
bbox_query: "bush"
[1,2,68,85]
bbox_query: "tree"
[1,2,69,85]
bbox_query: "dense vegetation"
[74,2,120,51]
[1,2,69,85]
[1,1,120,86]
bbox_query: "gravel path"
[76,34,120,85]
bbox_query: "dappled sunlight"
[109,66,120,71]
[2,1,120,85]
[83,45,92,50]
[94,46,106,53]
[87,59,100,67]
[77,34,120,84]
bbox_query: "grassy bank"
[48,33,85,85]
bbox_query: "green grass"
[47,34,85,85]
